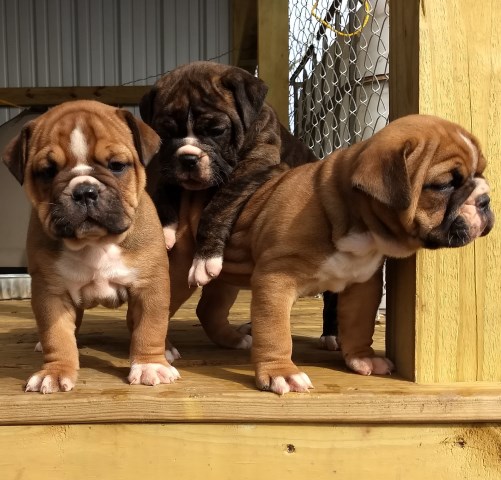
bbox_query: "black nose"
[72,183,99,205]
[477,194,491,211]
[178,154,199,170]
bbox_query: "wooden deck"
[1,290,501,426]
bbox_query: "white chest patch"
[56,244,136,308]
[316,232,384,292]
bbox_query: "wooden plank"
[1,293,501,425]
[0,86,152,107]
[388,0,501,383]
[1,423,501,480]
[257,0,289,125]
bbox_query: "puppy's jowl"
[2,100,179,393]
[217,115,494,395]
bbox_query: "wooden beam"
[1,423,501,479]
[388,0,501,383]
[0,86,152,107]
[257,0,289,126]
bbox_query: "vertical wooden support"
[388,0,501,383]
[257,0,289,125]
[230,0,257,73]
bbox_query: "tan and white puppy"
[2,100,180,393]
[171,114,494,395]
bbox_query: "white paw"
[237,322,252,335]
[235,334,252,349]
[269,372,313,395]
[34,341,43,352]
[128,362,180,386]
[165,346,182,363]
[346,356,394,376]
[25,373,75,394]
[319,335,340,351]
[163,224,178,250]
[188,256,223,287]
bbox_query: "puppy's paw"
[257,372,313,395]
[235,334,252,349]
[25,369,77,394]
[165,345,182,363]
[163,224,178,250]
[128,362,180,386]
[188,256,223,286]
[345,355,394,376]
[237,322,252,336]
[319,335,340,351]
[256,363,313,395]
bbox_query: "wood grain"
[0,86,151,107]
[389,0,501,382]
[1,423,501,480]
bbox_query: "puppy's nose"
[72,183,99,205]
[477,193,491,211]
[178,154,199,170]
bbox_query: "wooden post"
[388,0,501,383]
[257,0,289,126]
[230,0,257,73]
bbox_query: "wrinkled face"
[151,89,238,190]
[7,103,152,250]
[412,128,494,248]
[140,62,267,191]
[353,115,494,253]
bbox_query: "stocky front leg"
[126,290,180,386]
[35,308,83,353]
[251,274,313,395]
[337,267,394,375]
[26,281,80,393]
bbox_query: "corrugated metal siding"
[0,0,230,123]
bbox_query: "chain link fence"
[289,0,389,159]
[289,0,389,313]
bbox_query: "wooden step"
[1,291,500,426]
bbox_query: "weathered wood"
[257,0,289,125]
[388,0,501,383]
[0,86,151,107]
[1,423,501,480]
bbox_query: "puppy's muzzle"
[72,182,99,206]
[477,193,495,237]
[178,154,200,171]
[477,193,491,212]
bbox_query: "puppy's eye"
[423,181,454,192]
[424,170,464,192]
[34,162,58,182]
[451,170,464,187]
[157,119,178,139]
[208,125,226,136]
[108,161,128,174]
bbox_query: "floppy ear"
[2,122,34,185]
[139,87,157,125]
[351,141,413,210]
[117,109,161,166]
[221,67,268,130]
